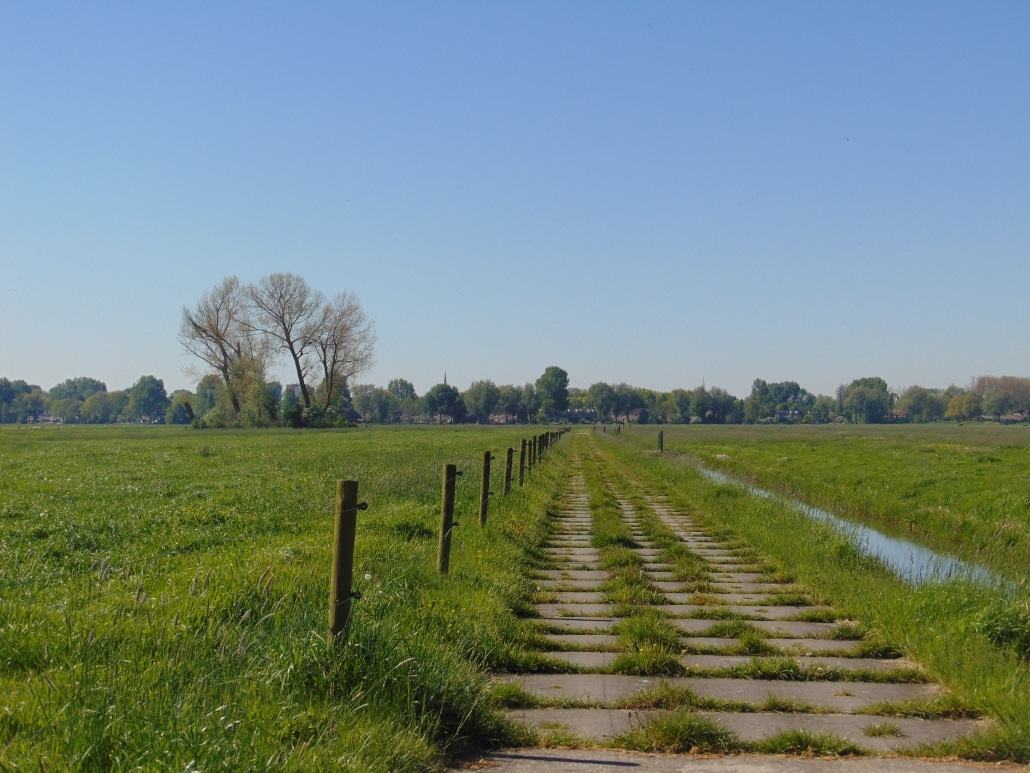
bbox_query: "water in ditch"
[696,465,999,587]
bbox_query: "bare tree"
[180,273,376,424]
[311,291,376,410]
[247,273,324,408]
[178,276,264,413]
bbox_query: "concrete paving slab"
[503,708,646,740]
[749,620,845,637]
[667,593,788,605]
[708,583,794,593]
[667,618,844,634]
[653,582,695,592]
[503,709,984,751]
[452,748,1010,772]
[535,579,605,590]
[709,572,769,583]
[690,678,943,711]
[671,619,732,634]
[547,651,619,668]
[645,572,679,581]
[534,604,616,618]
[534,570,608,581]
[544,547,601,557]
[765,638,864,654]
[681,637,752,651]
[555,592,607,603]
[659,605,837,620]
[678,655,916,674]
[679,637,862,655]
[706,564,766,573]
[496,674,664,703]
[496,674,941,711]
[706,712,985,752]
[535,616,618,631]
[663,619,840,639]
[547,633,620,649]
[665,593,779,605]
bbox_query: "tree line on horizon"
[2,370,1028,427]
[6,272,1026,428]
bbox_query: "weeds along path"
[490,431,985,756]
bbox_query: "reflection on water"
[696,465,997,587]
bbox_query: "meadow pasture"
[3,423,1030,769]
[620,423,1030,581]
[0,425,566,771]
[610,425,1030,758]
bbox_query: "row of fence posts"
[328,427,570,645]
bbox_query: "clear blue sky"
[2,2,1027,399]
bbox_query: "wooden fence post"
[519,439,527,486]
[658,430,664,453]
[437,464,460,574]
[504,447,514,495]
[479,450,493,526]
[329,480,366,646]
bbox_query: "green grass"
[624,423,1030,582]
[755,728,864,756]
[0,424,572,771]
[597,429,1030,759]
[10,423,1029,764]
[613,709,739,753]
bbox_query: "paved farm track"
[463,436,990,768]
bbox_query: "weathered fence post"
[528,438,535,473]
[658,430,664,453]
[504,447,514,495]
[479,450,493,526]
[519,439,527,486]
[329,479,366,646]
[437,464,460,574]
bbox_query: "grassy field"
[620,423,1030,582]
[0,425,568,771]
[4,423,1030,767]
[594,429,1030,759]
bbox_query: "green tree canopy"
[839,377,893,424]
[49,377,107,402]
[352,384,397,423]
[496,384,523,422]
[127,376,170,422]
[165,390,195,425]
[586,382,616,421]
[535,366,569,417]
[462,380,500,424]
[946,393,982,421]
[423,383,465,423]
[387,378,417,401]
